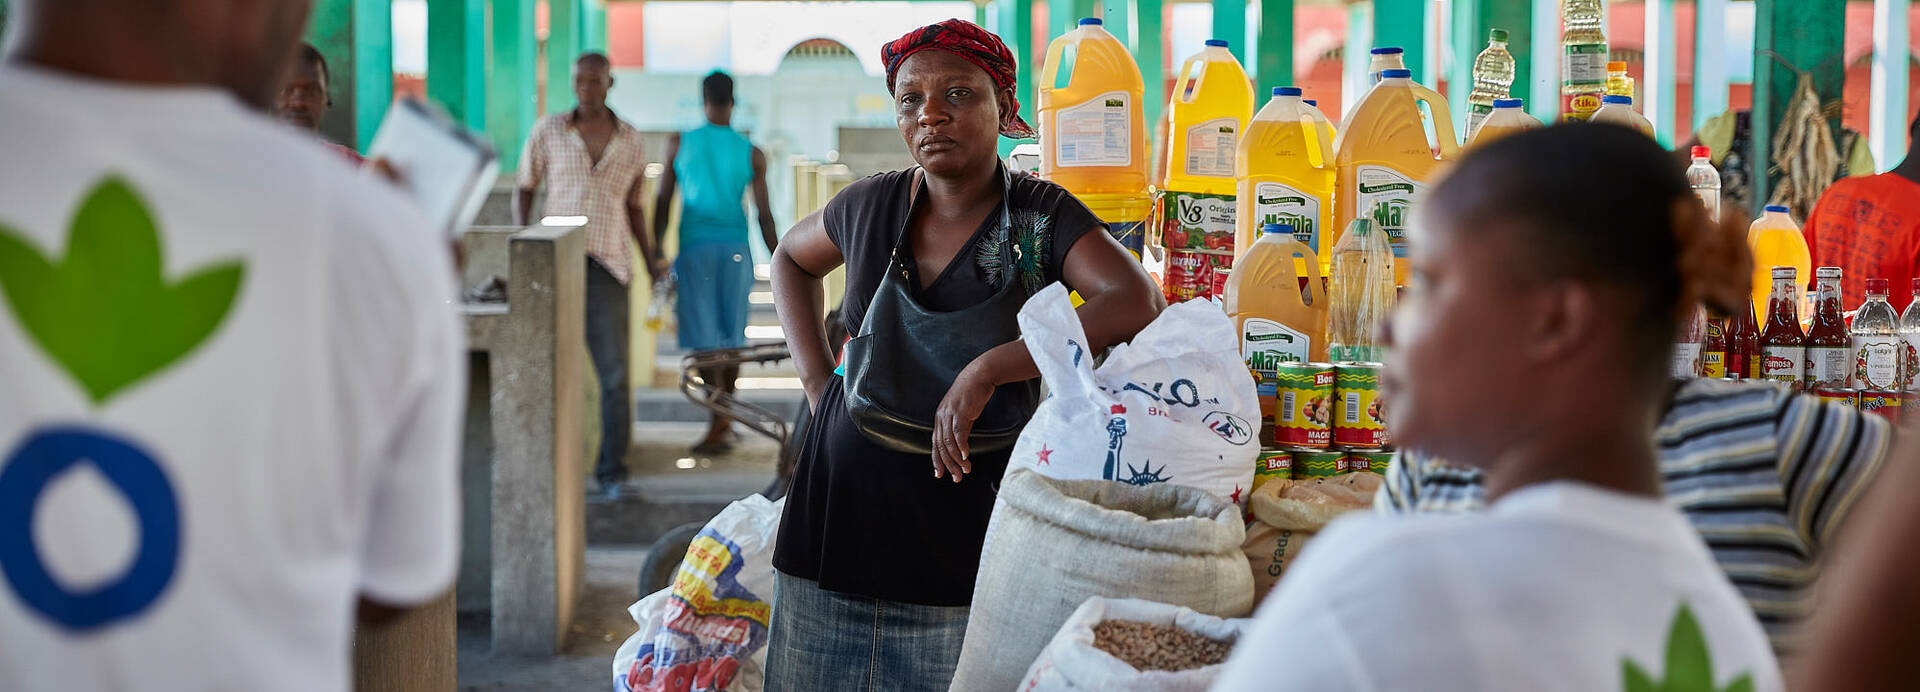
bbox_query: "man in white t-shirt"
[0,2,462,690]
[1215,126,1782,691]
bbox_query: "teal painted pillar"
[1644,0,1677,145]
[1054,0,1095,41]
[546,0,580,114]
[1252,0,1294,99]
[1342,1,1372,115]
[1210,0,1246,63]
[1751,0,1845,213]
[1529,0,1559,123]
[1099,0,1128,53]
[489,0,537,172]
[1132,0,1165,155]
[1694,0,1728,131]
[1372,0,1426,83]
[307,0,393,152]
[1870,0,1910,170]
[581,0,606,53]
[1448,1,1533,133]
[975,1,989,28]
[991,0,1036,155]
[428,0,487,132]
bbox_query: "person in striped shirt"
[1375,378,1890,654]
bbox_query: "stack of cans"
[1252,361,1394,495]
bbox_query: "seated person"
[1215,125,1783,691]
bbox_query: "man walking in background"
[514,51,664,498]
[1,0,464,689]
[653,71,779,455]
[271,42,363,164]
[1804,113,1920,312]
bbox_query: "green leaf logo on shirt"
[0,177,245,406]
[1622,604,1756,692]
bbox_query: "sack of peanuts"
[1019,597,1249,691]
[1241,474,1380,607]
[1007,283,1260,508]
[952,469,1253,691]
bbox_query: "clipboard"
[367,97,501,238]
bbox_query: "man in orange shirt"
[1805,113,1920,312]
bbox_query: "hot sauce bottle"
[1760,266,1807,390]
[1701,308,1728,378]
[1726,291,1761,379]
[1804,267,1849,389]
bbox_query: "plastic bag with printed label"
[1007,282,1260,507]
[1019,597,1249,692]
[611,495,784,692]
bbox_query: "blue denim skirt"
[764,571,969,691]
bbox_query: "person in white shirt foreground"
[1214,124,1782,692]
[0,1,463,690]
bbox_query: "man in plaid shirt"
[513,52,665,498]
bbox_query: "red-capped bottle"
[1701,308,1728,378]
[1760,266,1807,388]
[1726,291,1760,379]
[1804,267,1849,389]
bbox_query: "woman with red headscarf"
[764,19,1163,689]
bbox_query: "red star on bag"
[1229,485,1243,504]
[1036,446,1053,466]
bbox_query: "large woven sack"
[1241,476,1376,608]
[951,469,1253,691]
[1018,597,1248,691]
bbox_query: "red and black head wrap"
[881,19,1036,139]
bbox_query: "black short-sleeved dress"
[772,167,1101,607]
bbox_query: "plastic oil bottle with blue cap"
[1468,98,1541,148]
[1160,38,1254,302]
[1333,67,1458,286]
[1589,94,1655,137]
[1368,47,1407,84]
[1225,222,1328,438]
[1237,86,1335,276]
[1038,17,1154,276]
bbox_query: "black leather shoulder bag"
[842,167,1041,455]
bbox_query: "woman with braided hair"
[764,19,1162,689]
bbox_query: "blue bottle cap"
[1379,69,1412,79]
[1370,47,1405,55]
[1274,86,1302,97]
[1263,223,1294,236]
[1765,205,1791,213]
[1078,17,1103,25]
[1493,98,1524,108]
[1205,39,1230,48]
[1602,95,1632,105]
[1303,99,1318,106]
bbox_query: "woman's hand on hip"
[932,360,997,482]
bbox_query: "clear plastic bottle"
[1368,47,1407,85]
[1605,60,1635,98]
[1561,0,1608,122]
[1467,29,1516,135]
[1590,95,1654,137]
[1326,218,1395,362]
[1687,145,1721,221]
[1899,278,1920,391]
[645,274,676,332]
[1852,278,1907,390]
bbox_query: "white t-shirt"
[0,65,463,691]
[1215,481,1784,692]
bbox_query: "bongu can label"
[1290,448,1346,479]
[1275,362,1335,448]
[1332,362,1388,448]
[1254,449,1292,494]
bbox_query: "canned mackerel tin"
[1816,388,1859,409]
[1344,449,1394,475]
[1332,362,1389,449]
[1291,448,1346,479]
[1275,362,1336,448]
[1253,449,1292,494]
[1860,390,1903,423]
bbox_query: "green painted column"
[1209,0,1246,63]
[546,0,580,114]
[489,0,537,172]
[1099,0,1128,52]
[1132,0,1165,155]
[1054,0,1096,42]
[581,0,606,53]
[1751,0,1845,214]
[1372,0,1426,83]
[1449,1,1533,132]
[307,0,393,152]
[1252,0,1294,100]
[1643,0,1677,146]
[428,0,487,132]
[990,0,1036,155]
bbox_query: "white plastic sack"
[1009,283,1260,506]
[1020,597,1249,692]
[613,495,785,692]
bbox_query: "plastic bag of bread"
[1240,474,1380,606]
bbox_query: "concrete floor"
[457,546,648,691]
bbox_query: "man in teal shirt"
[654,71,779,454]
